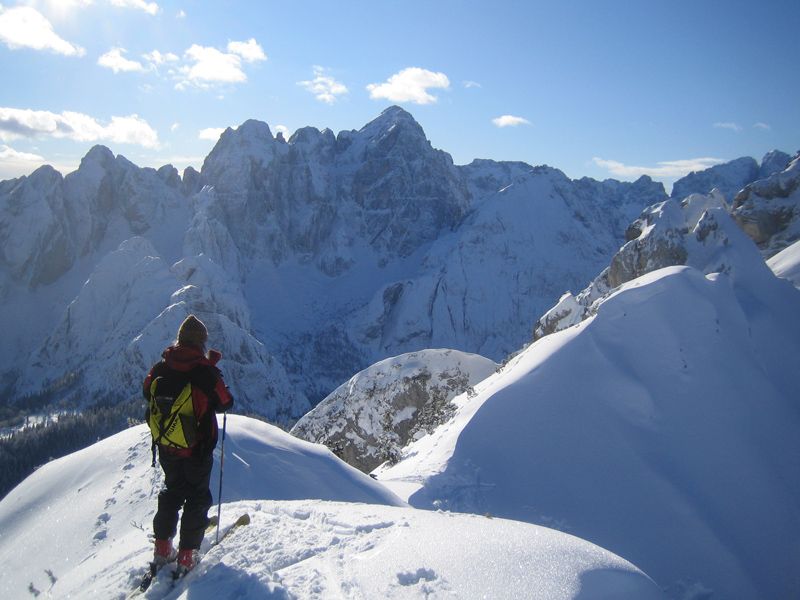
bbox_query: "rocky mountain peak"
[759,149,792,179]
[671,156,759,202]
[79,145,116,171]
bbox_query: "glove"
[207,349,222,365]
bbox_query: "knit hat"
[177,314,208,348]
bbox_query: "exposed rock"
[291,349,497,472]
[532,188,771,340]
[731,153,800,257]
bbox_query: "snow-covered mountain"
[0,416,664,599]
[0,107,672,423]
[670,150,791,202]
[731,151,800,258]
[533,152,800,340]
[376,221,800,599]
[291,349,497,472]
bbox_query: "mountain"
[731,151,800,257]
[0,416,663,599]
[376,244,800,598]
[291,349,497,472]
[533,153,800,340]
[670,150,790,203]
[0,107,668,425]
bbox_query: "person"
[143,314,234,576]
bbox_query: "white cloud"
[492,115,531,128]
[0,143,44,162]
[0,144,47,180]
[274,125,290,139]
[98,47,144,73]
[176,44,247,89]
[0,5,85,56]
[592,156,725,180]
[170,122,180,132]
[367,67,450,105]
[39,0,94,17]
[142,49,179,66]
[298,66,348,104]
[198,127,225,141]
[0,107,159,148]
[227,38,266,63]
[463,80,481,89]
[109,0,159,15]
[713,122,742,133]
[754,122,771,131]
[176,9,186,19]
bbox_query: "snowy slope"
[377,263,800,599]
[292,349,497,472]
[0,416,663,599]
[768,239,800,286]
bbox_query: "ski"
[127,560,169,598]
[169,513,251,588]
[126,514,231,598]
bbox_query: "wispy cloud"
[367,67,450,105]
[109,0,159,15]
[592,156,725,179]
[98,47,144,73]
[463,80,482,89]
[0,107,159,148]
[170,122,180,132]
[298,66,348,104]
[175,39,266,90]
[274,125,290,139]
[0,5,85,56]
[492,115,531,128]
[198,127,225,141]
[713,122,742,133]
[142,49,179,66]
[176,9,186,19]
[754,122,771,131]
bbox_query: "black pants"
[153,451,213,550]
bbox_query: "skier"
[143,314,234,577]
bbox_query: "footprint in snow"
[397,568,438,586]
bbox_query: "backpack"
[147,374,200,465]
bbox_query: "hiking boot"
[153,539,177,566]
[174,548,200,577]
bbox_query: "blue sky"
[0,0,798,188]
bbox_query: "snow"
[377,264,800,599]
[0,416,662,599]
[768,238,800,286]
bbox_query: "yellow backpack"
[147,376,200,456]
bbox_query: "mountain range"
[2,106,792,427]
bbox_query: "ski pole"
[216,412,227,544]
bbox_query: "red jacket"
[143,345,234,457]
